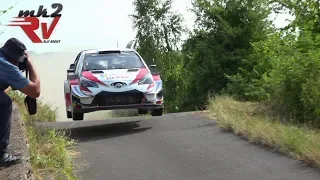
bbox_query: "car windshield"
[83,52,145,70]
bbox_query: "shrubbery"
[131,0,320,126]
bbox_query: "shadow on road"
[67,121,151,143]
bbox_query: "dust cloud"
[29,51,137,122]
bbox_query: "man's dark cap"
[0,38,27,62]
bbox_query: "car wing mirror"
[67,64,76,72]
[69,63,75,69]
[149,64,159,75]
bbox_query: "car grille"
[93,91,144,106]
[97,96,142,106]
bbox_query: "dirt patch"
[0,103,33,180]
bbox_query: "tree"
[180,0,273,106]
[130,0,184,63]
[130,0,187,112]
[272,0,320,33]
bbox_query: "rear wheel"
[72,112,84,121]
[151,108,163,116]
[138,109,148,114]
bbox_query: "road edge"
[17,103,35,180]
[10,103,34,180]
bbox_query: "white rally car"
[64,48,164,121]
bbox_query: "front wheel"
[151,108,163,116]
[66,110,72,118]
[70,94,84,121]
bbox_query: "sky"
[0,0,293,53]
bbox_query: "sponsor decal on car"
[104,72,135,76]
[99,74,131,79]
[106,76,130,79]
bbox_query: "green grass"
[9,91,78,180]
[207,95,320,167]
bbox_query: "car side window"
[73,53,81,68]
[75,52,84,76]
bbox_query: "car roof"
[82,48,137,54]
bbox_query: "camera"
[18,55,37,115]
[18,55,28,71]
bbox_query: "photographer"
[0,38,40,167]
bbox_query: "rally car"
[64,48,164,121]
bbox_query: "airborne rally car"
[64,48,164,121]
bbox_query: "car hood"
[81,68,149,85]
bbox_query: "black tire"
[70,94,84,121]
[72,112,84,121]
[151,108,163,116]
[138,109,148,114]
[66,111,72,118]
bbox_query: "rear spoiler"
[98,50,135,54]
[98,50,121,54]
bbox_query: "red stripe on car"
[130,68,149,84]
[152,74,160,81]
[80,86,92,93]
[82,71,106,85]
[70,79,79,85]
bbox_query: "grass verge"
[9,91,78,180]
[207,95,320,167]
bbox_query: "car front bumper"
[73,103,164,113]
[72,89,164,113]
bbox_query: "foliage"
[131,0,320,124]
[130,0,187,112]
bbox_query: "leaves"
[132,0,320,123]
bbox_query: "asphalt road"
[38,111,320,180]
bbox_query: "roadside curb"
[0,103,34,180]
[17,102,35,180]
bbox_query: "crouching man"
[0,38,40,167]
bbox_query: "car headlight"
[80,77,99,88]
[138,74,153,85]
